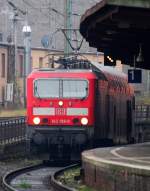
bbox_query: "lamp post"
[22,24,31,107]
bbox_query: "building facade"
[0,45,8,105]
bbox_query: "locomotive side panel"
[93,66,135,145]
[94,80,109,141]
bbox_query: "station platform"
[82,143,150,191]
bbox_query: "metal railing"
[135,105,150,142]
[135,104,150,122]
[0,117,26,145]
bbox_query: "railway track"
[2,163,79,191]
[3,163,61,191]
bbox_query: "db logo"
[55,108,66,115]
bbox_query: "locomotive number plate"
[55,108,66,115]
[51,119,70,124]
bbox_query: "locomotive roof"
[31,68,93,72]
[91,61,127,79]
[91,61,134,94]
[29,63,127,81]
[28,68,97,79]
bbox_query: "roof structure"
[80,0,150,70]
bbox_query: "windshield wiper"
[81,88,88,100]
[34,85,41,99]
[81,96,86,101]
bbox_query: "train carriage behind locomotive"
[26,62,135,152]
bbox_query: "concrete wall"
[31,49,63,69]
[83,159,150,191]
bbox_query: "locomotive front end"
[26,69,96,157]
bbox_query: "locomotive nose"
[33,133,46,145]
[75,134,86,144]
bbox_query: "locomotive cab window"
[63,80,88,98]
[34,78,88,99]
[34,79,60,98]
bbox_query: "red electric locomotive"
[26,62,134,159]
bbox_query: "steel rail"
[2,163,44,191]
[51,163,80,191]
[2,162,80,191]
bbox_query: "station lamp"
[136,44,144,63]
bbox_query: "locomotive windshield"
[34,79,88,98]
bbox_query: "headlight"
[81,117,88,125]
[33,117,40,125]
[58,101,63,106]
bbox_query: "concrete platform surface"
[82,143,150,191]
[83,143,150,170]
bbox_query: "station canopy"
[80,0,150,70]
